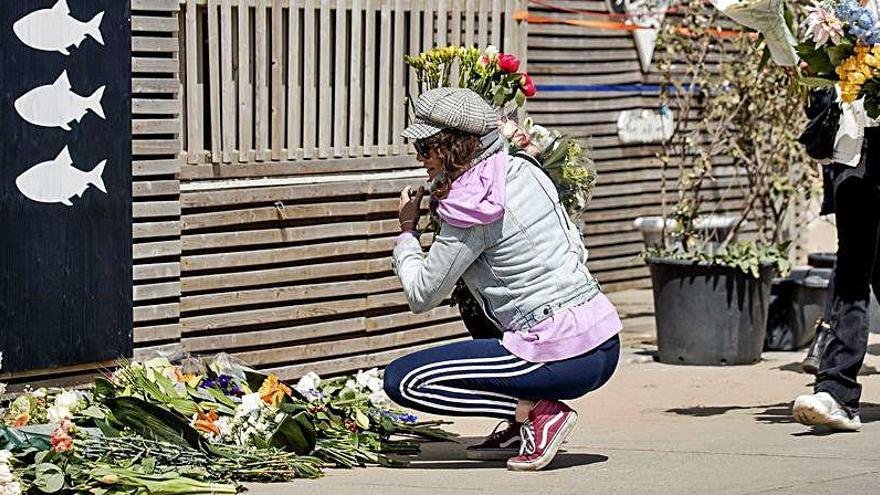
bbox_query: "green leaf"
[827,42,855,66]
[757,46,771,73]
[79,405,106,420]
[105,396,202,449]
[269,411,317,455]
[35,463,65,493]
[354,409,370,430]
[514,90,526,107]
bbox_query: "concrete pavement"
[247,334,880,494]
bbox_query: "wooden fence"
[4,0,769,387]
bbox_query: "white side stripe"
[538,412,565,450]
[430,385,518,401]
[422,363,545,386]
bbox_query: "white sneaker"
[792,392,862,431]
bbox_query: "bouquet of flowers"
[406,45,536,109]
[797,0,880,116]
[0,354,454,494]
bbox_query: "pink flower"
[499,119,520,139]
[511,128,532,148]
[804,2,844,48]
[498,54,520,73]
[520,74,537,97]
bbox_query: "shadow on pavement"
[667,402,880,425]
[405,453,608,471]
[776,361,880,377]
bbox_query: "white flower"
[238,393,264,416]
[484,45,499,61]
[4,482,22,495]
[369,391,389,407]
[294,372,321,396]
[0,383,6,396]
[54,390,80,413]
[355,368,383,393]
[0,451,12,464]
[344,379,359,392]
[30,388,46,399]
[46,405,70,424]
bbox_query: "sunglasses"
[414,139,433,158]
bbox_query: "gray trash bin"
[766,268,832,351]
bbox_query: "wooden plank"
[133,220,182,239]
[133,78,180,93]
[134,262,181,281]
[318,0,332,157]
[133,57,180,73]
[237,2,253,162]
[134,282,181,302]
[134,240,182,260]
[408,0,420,99]
[267,336,469,380]
[450,0,461,46]
[221,0,235,163]
[133,158,181,176]
[207,0,222,163]
[134,303,180,323]
[133,119,181,135]
[366,305,459,331]
[376,0,391,155]
[287,0,303,159]
[490,0,501,46]
[133,139,181,155]
[134,323,181,344]
[132,15,180,32]
[463,0,474,47]
[181,298,365,332]
[185,0,202,163]
[436,0,447,47]
[133,180,180,197]
[477,0,488,48]
[181,259,368,292]
[133,98,181,115]
[236,321,465,367]
[183,201,367,229]
[180,276,399,312]
[347,0,362,157]
[182,239,366,271]
[271,0,285,160]
[303,0,316,158]
[362,0,375,155]
[132,0,179,10]
[133,201,181,218]
[333,0,348,157]
[255,0,270,160]
[133,36,179,53]
[177,153,416,178]
[183,317,365,351]
[386,0,406,155]
[422,0,434,51]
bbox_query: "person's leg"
[813,176,880,414]
[802,262,836,375]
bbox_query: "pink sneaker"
[507,400,578,471]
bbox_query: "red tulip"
[520,74,537,97]
[498,53,520,73]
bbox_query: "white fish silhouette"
[13,0,104,55]
[16,146,107,206]
[14,70,105,131]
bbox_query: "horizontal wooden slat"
[134,201,181,218]
[134,262,181,281]
[133,220,181,239]
[134,303,180,323]
[132,15,180,32]
[134,281,181,301]
[134,323,181,343]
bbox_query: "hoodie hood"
[437,149,508,228]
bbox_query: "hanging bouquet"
[0,354,454,494]
[406,45,536,109]
[796,0,880,116]
[405,45,596,220]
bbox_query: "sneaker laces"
[519,420,536,456]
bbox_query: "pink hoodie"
[403,151,622,362]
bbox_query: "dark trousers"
[815,130,880,412]
[383,335,619,419]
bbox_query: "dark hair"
[418,129,481,199]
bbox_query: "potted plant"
[646,3,821,365]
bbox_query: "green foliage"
[647,241,792,278]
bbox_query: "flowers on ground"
[49,419,74,453]
[0,450,21,495]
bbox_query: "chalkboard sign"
[0,0,132,372]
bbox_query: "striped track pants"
[383,336,620,419]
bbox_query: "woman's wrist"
[399,220,416,232]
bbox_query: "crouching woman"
[382,87,623,471]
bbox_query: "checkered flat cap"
[401,87,498,140]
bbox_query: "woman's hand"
[398,186,426,232]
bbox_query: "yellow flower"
[258,374,292,407]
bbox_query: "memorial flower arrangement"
[0,354,454,494]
